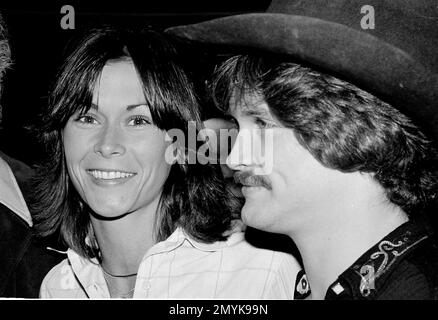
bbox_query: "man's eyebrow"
[243,108,272,119]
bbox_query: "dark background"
[0,0,270,166]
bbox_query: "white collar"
[64,223,247,297]
[67,222,247,283]
[0,156,32,226]
[144,221,246,257]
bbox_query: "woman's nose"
[94,124,126,158]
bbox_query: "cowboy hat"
[166,0,438,142]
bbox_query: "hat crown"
[267,0,438,71]
[166,0,438,142]
[268,0,438,19]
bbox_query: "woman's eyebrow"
[126,103,148,111]
[89,103,148,111]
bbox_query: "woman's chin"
[87,202,132,221]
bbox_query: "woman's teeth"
[88,170,135,180]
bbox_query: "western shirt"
[294,218,438,300]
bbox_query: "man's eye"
[255,118,275,129]
[75,115,98,125]
[225,116,239,130]
[128,116,151,126]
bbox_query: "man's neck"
[290,198,408,300]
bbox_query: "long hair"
[210,54,438,217]
[32,27,237,259]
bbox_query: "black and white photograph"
[0,0,437,311]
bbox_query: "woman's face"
[63,59,172,218]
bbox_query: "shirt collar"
[145,220,246,257]
[325,219,430,300]
[67,248,110,298]
[293,219,431,300]
[0,156,32,227]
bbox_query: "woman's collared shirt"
[40,226,301,299]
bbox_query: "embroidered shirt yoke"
[294,219,438,300]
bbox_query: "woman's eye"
[128,116,151,126]
[75,114,98,125]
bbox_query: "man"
[0,12,62,297]
[167,0,438,299]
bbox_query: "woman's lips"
[86,169,137,185]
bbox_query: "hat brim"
[167,13,438,141]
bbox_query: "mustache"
[233,171,272,190]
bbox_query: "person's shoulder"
[378,238,438,299]
[0,199,31,232]
[224,230,302,273]
[39,258,75,298]
[0,151,34,187]
[0,202,32,296]
[0,197,32,260]
[218,231,301,299]
[233,236,302,299]
[0,155,33,226]
[40,258,71,286]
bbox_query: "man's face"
[226,92,360,234]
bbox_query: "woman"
[33,27,300,298]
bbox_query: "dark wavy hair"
[0,13,10,79]
[210,55,438,216]
[0,12,11,115]
[32,27,238,259]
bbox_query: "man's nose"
[94,124,126,158]
[226,129,258,171]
